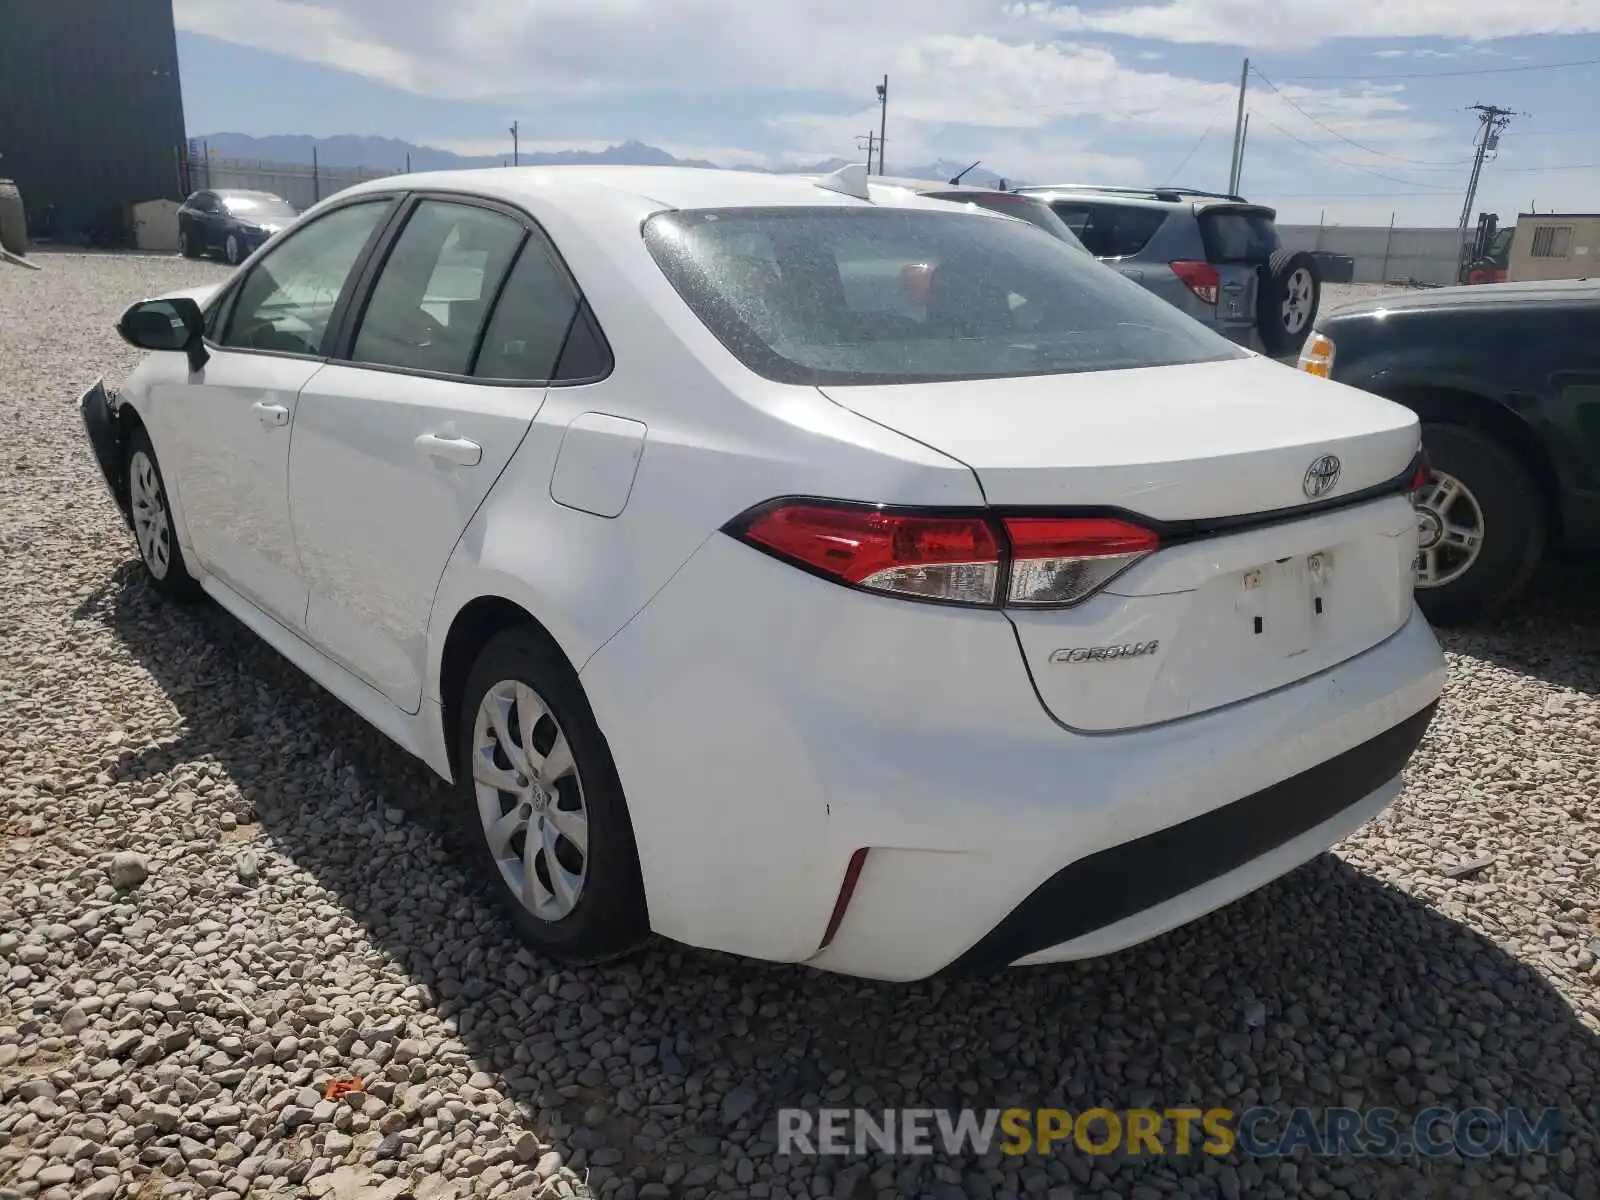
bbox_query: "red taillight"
[735,503,1001,604]
[1004,516,1159,606]
[1170,260,1220,305]
[727,502,1158,608]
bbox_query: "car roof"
[1017,185,1267,213]
[1326,278,1600,319]
[337,165,974,218]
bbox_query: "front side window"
[221,200,390,356]
[351,200,525,376]
[645,207,1242,386]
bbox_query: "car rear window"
[643,207,1242,386]
[1199,208,1281,263]
[1042,202,1167,259]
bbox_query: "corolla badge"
[1303,454,1342,499]
[1049,641,1160,664]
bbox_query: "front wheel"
[178,228,198,259]
[224,233,243,265]
[455,626,649,963]
[126,428,201,602]
[1412,422,1544,626]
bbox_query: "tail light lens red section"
[727,502,1158,608]
[1169,260,1220,305]
[733,503,1002,604]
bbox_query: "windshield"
[223,195,298,220]
[644,207,1243,386]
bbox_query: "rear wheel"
[454,626,649,963]
[1412,422,1544,626]
[126,428,201,602]
[1257,249,1320,356]
[224,233,243,265]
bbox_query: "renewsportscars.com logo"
[777,1107,1562,1160]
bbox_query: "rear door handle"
[251,401,289,428]
[415,432,482,467]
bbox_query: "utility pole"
[856,132,878,174]
[1226,57,1249,195]
[1234,113,1250,195]
[1456,104,1515,278]
[509,121,520,167]
[875,76,888,175]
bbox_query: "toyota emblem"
[1303,454,1341,499]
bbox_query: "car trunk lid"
[819,356,1421,730]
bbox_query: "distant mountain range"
[193,132,1015,189]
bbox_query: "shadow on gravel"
[78,561,1600,1197]
[1437,559,1600,696]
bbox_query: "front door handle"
[415,432,482,467]
[251,401,290,428]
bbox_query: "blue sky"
[172,0,1600,226]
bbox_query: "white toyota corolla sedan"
[81,165,1446,980]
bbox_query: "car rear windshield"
[1043,202,1167,259]
[643,207,1243,386]
[1199,208,1281,263]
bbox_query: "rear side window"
[472,239,586,382]
[1043,202,1166,259]
[1199,209,1281,263]
[644,206,1241,386]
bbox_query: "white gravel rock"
[1,253,1598,1200]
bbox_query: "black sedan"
[1300,279,1600,623]
[178,189,299,265]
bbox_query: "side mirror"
[117,297,210,372]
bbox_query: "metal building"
[0,0,187,244]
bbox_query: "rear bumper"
[580,534,1447,980]
[949,699,1435,973]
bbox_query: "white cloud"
[1012,0,1600,50]
[171,0,1590,221]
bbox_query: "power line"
[1160,102,1232,184]
[1250,67,1474,166]
[1497,161,1600,173]
[1246,110,1456,190]
[1268,55,1600,82]
[1263,190,1462,198]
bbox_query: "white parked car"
[82,165,1446,981]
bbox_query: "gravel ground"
[3,255,1599,1200]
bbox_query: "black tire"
[125,427,201,602]
[1257,249,1321,356]
[454,625,649,963]
[178,227,199,259]
[224,233,243,265]
[1413,421,1545,626]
